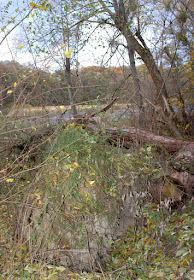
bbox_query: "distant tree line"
[0,60,193,113]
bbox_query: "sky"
[0,28,128,70]
[0,26,129,70]
[0,0,132,71]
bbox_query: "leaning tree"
[88,0,193,138]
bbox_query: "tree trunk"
[124,30,171,111]
[98,0,182,138]
[126,38,145,127]
[121,29,182,138]
[99,0,172,112]
[82,122,193,153]
[65,57,77,117]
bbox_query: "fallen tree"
[77,98,194,200]
[75,97,194,153]
[80,120,194,200]
[4,98,190,165]
[80,122,193,153]
[2,97,193,158]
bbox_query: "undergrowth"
[0,200,193,279]
[0,124,193,279]
[103,201,194,279]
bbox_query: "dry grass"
[5,104,103,117]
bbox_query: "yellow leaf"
[1,26,6,32]
[86,180,95,185]
[73,162,79,168]
[13,82,17,87]
[37,4,47,10]
[30,2,36,8]
[61,44,65,48]
[64,48,73,58]
[74,206,80,210]
[34,192,41,200]
[18,45,23,49]
[7,90,13,94]
[69,123,74,129]
[6,178,14,182]
[39,200,43,207]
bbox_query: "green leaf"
[55,266,66,272]
[175,249,187,257]
[179,267,187,273]
[24,265,36,274]
[109,240,114,247]
[23,270,30,276]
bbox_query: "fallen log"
[82,123,194,153]
[74,97,193,153]
[82,122,194,199]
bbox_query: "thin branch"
[0,10,32,46]
[98,0,116,18]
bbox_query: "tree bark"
[65,57,77,117]
[122,31,182,138]
[126,38,145,127]
[82,122,193,153]
[118,1,145,127]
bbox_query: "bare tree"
[97,0,183,138]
